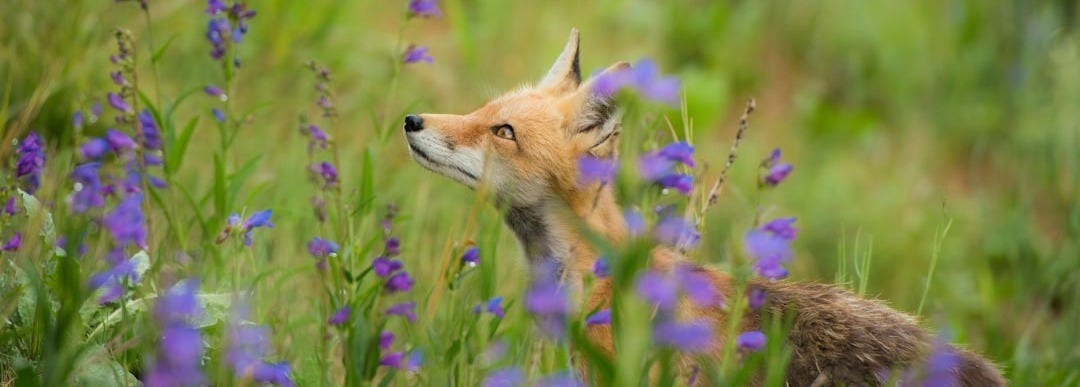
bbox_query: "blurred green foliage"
[2,0,1078,384]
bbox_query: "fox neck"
[503,184,627,284]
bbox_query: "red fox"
[402,29,1005,386]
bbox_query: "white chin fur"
[405,131,483,188]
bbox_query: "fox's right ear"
[568,61,631,158]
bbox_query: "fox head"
[403,29,628,207]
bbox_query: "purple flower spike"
[762,217,798,240]
[110,71,128,86]
[483,368,524,387]
[80,138,109,159]
[327,306,350,326]
[15,132,45,194]
[657,141,695,168]
[107,92,132,114]
[206,0,226,14]
[309,162,338,189]
[525,263,570,339]
[736,331,767,352]
[762,148,793,187]
[307,237,339,258]
[104,194,147,249]
[386,302,417,323]
[403,45,434,64]
[653,321,713,352]
[407,0,442,18]
[105,129,137,152]
[637,152,674,181]
[460,246,479,265]
[678,266,722,307]
[372,257,403,278]
[304,125,329,150]
[635,271,678,310]
[4,197,15,216]
[385,237,400,256]
[585,309,612,326]
[384,271,414,293]
[2,233,21,252]
[578,155,617,185]
[70,162,105,213]
[657,173,693,195]
[593,257,610,278]
[654,216,700,248]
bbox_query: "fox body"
[402,29,1005,386]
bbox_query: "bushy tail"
[953,346,1006,386]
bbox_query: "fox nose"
[404,114,424,132]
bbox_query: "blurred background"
[4,0,1078,383]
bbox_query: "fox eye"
[492,124,515,141]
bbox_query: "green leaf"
[227,154,264,210]
[151,34,178,64]
[165,117,199,175]
[213,154,227,218]
[69,345,138,387]
[18,189,55,243]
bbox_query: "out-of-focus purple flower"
[90,102,103,119]
[657,173,693,195]
[590,59,680,105]
[658,141,694,168]
[585,309,612,326]
[205,0,226,15]
[145,323,205,387]
[482,368,524,387]
[379,352,405,368]
[79,138,109,160]
[403,45,433,64]
[472,296,505,319]
[309,162,338,189]
[110,71,127,86]
[149,176,167,189]
[206,18,230,60]
[303,124,329,151]
[677,266,721,307]
[385,237,401,256]
[624,210,645,237]
[204,85,225,99]
[3,197,15,216]
[637,152,674,181]
[653,215,700,248]
[460,246,479,265]
[154,280,202,324]
[381,204,399,234]
[70,162,105,213]
[744,222,795,280]
[226,314,295,387]
[1,233,21,252]
[145,154,164,167]
[407,351,422,371]
[762,217,798,241]
[379,331,394,350]
[919,342,961,387]
[212,108,226,123]
[592,69,631,98]
[577,156,617,186]
[240,210,273,246]
[736,331,767,352]
[384,271,414,293]
[316,96,332,110]
[103,194,147,249]
[89,258,139,304]
[653,320,713,352]
[327,306,350,326]
[139,110,162,150]
[372,257,403,278]
[407,0,442,17]
[107,92,133,114]
[15,132,45,194]
[536,372,582,387]
[105,129,137,152]
[593,257,610,278]
[635,271,678,310]
[525,263,570,339]
[762,148,793,187]
[386,302,417,323]
[307,237,339,258]
[748,285,766,310]
[73,111,85,130]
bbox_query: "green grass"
[2,0,1079,385]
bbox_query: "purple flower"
[384,237,400,256]
[653,320,713,352]
[592,257,610,278]
[372,257,403,278]
[79,138,109,159]
[206,18,231,60]
[407,0,442,17]
[384,271,414,293]
[677,266,721,307]
[15,132,45,194]
[226,316,295,387]
[624,210,645,237]
[403,45,434,64]
[107,92,132,114]
[241,210,273,246]
[637,152,674,181]
[762,217,798,240]
[407,352,422,371]
[379,331,394,350]
[592,69,631,98]
[327,306,350,326]
[920,342,961,387]
[316,95,332,110]
[653,216,700,248]
[4,197,15,216]
[139,110,162,150]
[525,265,570,338]
[590,59,680,105]
[657,141,695,168]
[110,71,127,86]
[212,108,226,123]
[205,0,226,15]
[585,309,611,326]
[70,163,106,213]
[762,148,793,187]
[385,302,417,323]
[744,226,794,280]
[460,246,479,265]
[105,129,137,152]
[736,331,766,352]
[303,124,329,150]
[482,368,524,387]
[307,237,339,258]
[578,155,617,185]
[89,258,139,304]
[379,352,405,368]
[473,297,505,319]
[73,111,85,129]
[309,162,338,189]
[635,271,678,310]
[2,233,21,252]
[748,285,766,310]
[103,194,147,249]
[204,84,225,98]
[154,280,202,324]
[657,173,693,195]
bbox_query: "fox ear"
[570,61,631,158]
[539,28,581,94]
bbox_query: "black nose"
[404,114,424,132]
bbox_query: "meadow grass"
[1,0,1078,385]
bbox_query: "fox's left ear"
[539,28,581,94]
[567,61,631,158]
